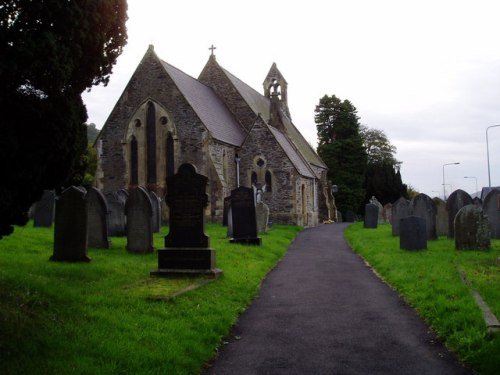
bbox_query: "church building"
[95,45,332,226]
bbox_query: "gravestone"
[125,186,154,253]
[34,190,55,227]
[482,188,500,239]
[400,216,427,250]
[256,202,270,233]
[116,189,129,204]
[473,197,482,206]
[222,196,231,226]
[152,163,221,276]
[230,186,262,245]
[149,191,161,233]
[87,187,111,248]
[364,203,378,229]
[370,196,384,224]
[446,189,473,238]
[383,203,392,224]
[51,186,90,262]
[409,193,437,240]
[392,197,410,236]
[433,197,448,237]
[104,191,126,236]
[454,205,490,250]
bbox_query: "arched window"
[166,132,174,178]
[130,136,138,185]
[146,101,156,184]
[251,171,257,186]
[265,171,272,192]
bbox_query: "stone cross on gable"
[209,44,216,55]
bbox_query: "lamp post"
[442,162,460,200]
[464,176,478,195]
[486,125,500,187]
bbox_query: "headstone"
[409,193,437,240]
[446,189,473,238]
[152,164,221,276]
[104,191,126,236]
[116,189,129,203]
[87,187,111,248]
[400,216,427,250]
[33,190,55,227]
[364,203,379,229]
[454,205,490,250]
[482,188,500,239]
[230,186,262,245]
[472,197,482,206]
[222,196,231,226]
[369,196,383,224]
[383,203,392,224]
[391,197,410,236]
[125,186,154,253]
[433,197,448,237]
[51,186,90,262]
[256,202,270,233]
[149,191,161,233]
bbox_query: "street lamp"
[442,162,460,200]
[464,176,478,195]
[486,125,500,187]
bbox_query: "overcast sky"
[83,0,500,199]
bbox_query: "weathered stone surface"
[34,190,55,227]
[364,203,378,229]
[391,197,410,236]
[482,188,500,239]
[149,191,161,233]
[446,189,473,238]
[87,187,111,249]
[433,197,448,237]
[125,186,154,253]
[369,196,383,224]
[256,202,270,233]
[400,216,427,250]
[230,186,261,244]
[51,186,90,262]
[382,203,392,224]
[104,191,126,236]
[409,193,437,240]
[454,205,490,250]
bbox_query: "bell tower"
[263,63,291,120]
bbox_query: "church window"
[146,101,157,184]
[256,158,265,168]
[130,136,138,185]
[251,172,257,186]
[269,79,281,100]
[160,116,168,125]
[134,119,141,127]
[166,132,174,178]
[265,171,272,192]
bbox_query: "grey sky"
[83,0,500,198]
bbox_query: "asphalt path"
[202,223,472,375]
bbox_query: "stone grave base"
[230,237,262,245]
[151,248,223,278]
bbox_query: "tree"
[0,0,128,238]
[315,95,367,215]
[360,126,407,206]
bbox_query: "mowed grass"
[345,222,500,374]
[0,222,302,375]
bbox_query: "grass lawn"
[345,222,500,374]
[0,222,302,375]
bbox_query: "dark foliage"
[0,0,127,238]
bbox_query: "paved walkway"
[203,223,472,375]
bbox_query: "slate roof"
[221,67,326,170]
[160,60,246,146]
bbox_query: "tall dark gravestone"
[409,193,437,240]
[391,197,410,236]
[230,186,262,245]
[51,186,90,262]
[454,205,490,250]
[34,190,55,227]
[364,203,378,229]
[87,187,111,248]
[125,186,154,254]
[433,197,448,237]
[400,216,427,250]
[446,189,473,239]
[104,191,126,236]
[482,188,500,239]
[152,164,222,277]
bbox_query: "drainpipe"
[235,155,241,187]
